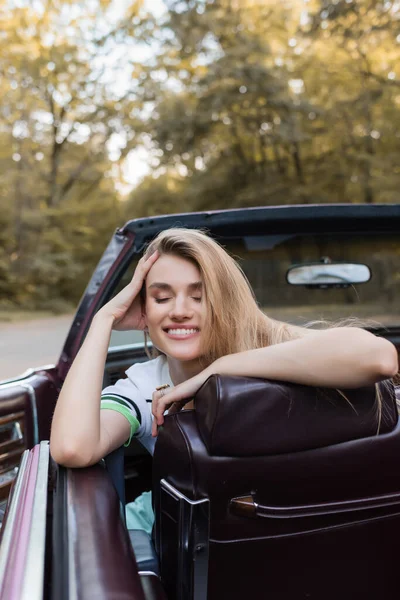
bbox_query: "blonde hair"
[143,228,396,429]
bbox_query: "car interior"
[98,228,400,599]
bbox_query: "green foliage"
[126,0,400,217]
[0,0,138,308]
[1,0,399,310]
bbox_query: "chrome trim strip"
[160,479,209,600]
[20,383,39,446]
[0,379,34,391]
[20,442,49,600]
[0,370,36,386]
[160,479,208,506]
[66,471,78,600]
[0,451,30,583]
[0,380,39,446]
[107,342,151,353]
[0,365,55,387]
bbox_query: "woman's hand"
[151,367,214,437]
[98,250,159,331]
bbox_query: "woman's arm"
[212,326,398,388]
[50,251,159,467]
[151,327,398,433]
[50,311,131,467]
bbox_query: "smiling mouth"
[164,328,200,336]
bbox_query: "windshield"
[109,230,399,349]
[231,232,399,329]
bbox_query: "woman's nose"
[169,296,193,320]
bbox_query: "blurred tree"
[126,0,400,216]
[0,0,144,307]
[294,0,400,203]
[1,0,399,309]
[127,0,316,214]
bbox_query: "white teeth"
[167,328,198,335]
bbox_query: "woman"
[50,227,398,470]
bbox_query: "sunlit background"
[1,0,399,313]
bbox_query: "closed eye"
[155,296,201,303]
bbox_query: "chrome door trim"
[0,450,30,581]
[66,472,78,600]
[160,479,208,505]
[0,379,40,446]
[107,342,151,353]
[20,441,50,600]
[0,371,36,387]
[0,365,55,387]
[160,479,209,600]
[20,383,39,446]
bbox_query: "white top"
[100,355,173,455]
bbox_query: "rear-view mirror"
[286,262,371,288]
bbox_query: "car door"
[0,368,59,521]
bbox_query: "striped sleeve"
[101,378,145,447]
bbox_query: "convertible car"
[0,204,399,600]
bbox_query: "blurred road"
[0,315,74,381]
[0,315,145,382]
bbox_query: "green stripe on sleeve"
[100,400,140,447]
[100,394,142,424]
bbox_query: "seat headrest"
[194,376,397,457]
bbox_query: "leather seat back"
[153,377,399,600]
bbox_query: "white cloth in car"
[100,355,173,455]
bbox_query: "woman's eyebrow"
[148,281,202,291]
[148,282,172,291]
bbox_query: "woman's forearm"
[50,309,114,463]
[212,328,398,388]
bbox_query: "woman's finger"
[126,250,158,292]
[121,250,159,302]
[151,388,169,437]
[168,401,186,415]
[134,250,159,281]
[152,386,180,420]
[151,388,169,425]
[151,390,194,436]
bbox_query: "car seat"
[152,375,400,600]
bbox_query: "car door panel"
[0,442,50,600]
[0,370,59,515]
[52,459,146,600]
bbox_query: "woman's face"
[144,253,206,362]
